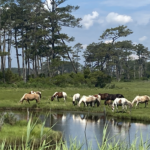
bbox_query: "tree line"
[0,0,150,84]
[84,25,150,81]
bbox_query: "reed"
[1,122,150,150]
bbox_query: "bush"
[89,71,111,88]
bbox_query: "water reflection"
[1,110,150,149]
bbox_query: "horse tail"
[20,93,27,103]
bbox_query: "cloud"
[43,0,52,10]
[104,40,112,44]
[101,0,150,8]
[82,44,87,49]
[139,36,147,42]
[106,12,133,24]
[81,11,99,29]
[130,54,139,60]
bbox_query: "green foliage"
[2,113,17,125]
[89,71,111,88]
[4,69,22,83]
[83,68,91,79]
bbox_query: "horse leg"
[27,99,30,104]
[135,102,138,108]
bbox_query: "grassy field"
[0,80,150,122]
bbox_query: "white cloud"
[104,40,112,44]
[106,12,133,24]
[43,0,52,10]
[130,54,139,60]
[139,36,147,42]
[101,0,150,8]
[81,11,99,29]
[82,44,87,49]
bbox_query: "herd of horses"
[19,91,150,112]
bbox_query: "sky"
[9,0,150,67]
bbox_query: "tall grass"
[1,119,150,150]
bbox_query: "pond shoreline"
[1,106,150,123]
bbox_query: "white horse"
[73,93,80,106]
[132,95,150,108]
[78,95,99,107]
[112,98,133,112]
[51,92,67,102]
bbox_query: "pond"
[1,109,150,149]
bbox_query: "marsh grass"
[0,116,62,150]
[1,121,150,150]
[0,81,150,121]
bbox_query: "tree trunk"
[58,31,77,73]
[15,28,21,76]
[8,30,12,70]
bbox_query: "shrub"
[89,71,111,88]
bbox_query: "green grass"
[0,81,150,122]
[0,118,62,150]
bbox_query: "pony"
[20,93,40,104]
[98,93,109,100]
[112,98,133,112]
[72,93,80,106]
[93,94,101,106]
[106,94,124,101]
[51,92,67,102]
[132,95,150,108]
[104,100,113,106]
[29,91,42,98]
[78,95,100,107]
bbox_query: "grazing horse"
[106,94,124,101]
[132,95,150,108]
[93,94,101,106]
[98,93,109,100]
[73,93,80,106]
[20,93,40,104]
[29,91,42,98]
[104,100,113,106]
[51,92,67,102]
[78,95,99,107]
[112,98,133,112]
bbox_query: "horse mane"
[20,93,27,102]
[53,92,58,96]
[132,96,138,104]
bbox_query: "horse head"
[51,96,54,101]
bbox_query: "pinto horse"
[93,94,101,106]
[106,94,124,101]
[51,92,67,102]
[98,93,109,100]
[29,91,42,98]
[72,93,80,106]
[20,93,40,104]
[132,95,150,108]
[78,95,100,107]
[112,98,133,112]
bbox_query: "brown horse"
[20,93,40,104]
[98,93,109,100]
[28,91,42,98]
[104,100,113,106]
[132,95,150,108]
[51,92,67,102]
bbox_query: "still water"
[3,110,150,149]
